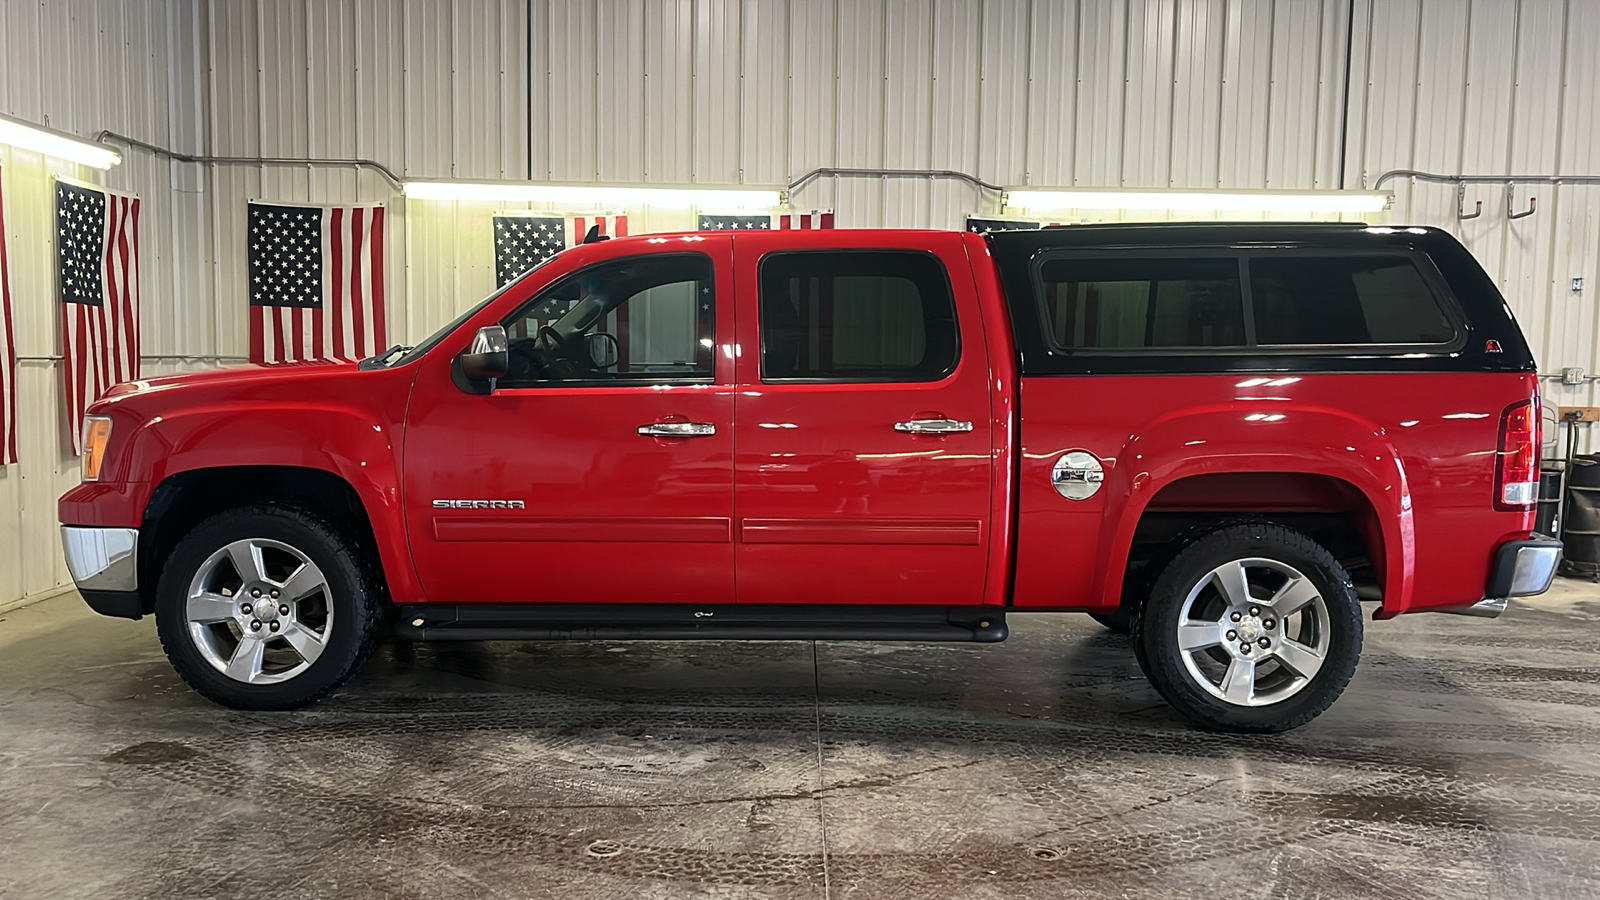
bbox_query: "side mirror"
[587,331,620,369]
[460,325,508,381]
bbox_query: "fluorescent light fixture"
[1005,187,1391,214]
[0,114,122,169]
[404,180,782,208]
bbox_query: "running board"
[393,603,1008,643]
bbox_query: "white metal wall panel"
[1024,0,1078,187]
[976,0,1028,189]
[644,0,693,182]
[738,0,788,186]
[1218,0,1273,190]
[1075,0,1128,187]
[694,0,741,184]
[1169,0,1226,190]
[597,0,647,184]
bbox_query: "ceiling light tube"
[1005,188,1391,214]
[0,113,122,169]
[404,180,783,208]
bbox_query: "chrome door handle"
[893,418,974,434]
[637,422,717,437]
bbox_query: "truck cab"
[59,223,1561,732]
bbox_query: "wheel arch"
[137,465,392,617]
[1092,409,1414,617]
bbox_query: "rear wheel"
[154,506,381,710]
[1132,523,1362,733]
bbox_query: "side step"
[394,603,1008,643]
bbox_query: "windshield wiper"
[358,344,413,370]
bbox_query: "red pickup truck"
[59,223,1559,732]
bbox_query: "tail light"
[1494,400,1539,510]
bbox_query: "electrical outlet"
[1576,277,1587,293]
[1564,367,1588,385]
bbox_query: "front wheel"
[154,506,381,710]
[1132,523,1362,733]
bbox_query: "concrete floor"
[4,585,1600,900]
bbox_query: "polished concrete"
[4,584,1600,899]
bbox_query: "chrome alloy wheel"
[184,538,334,685]
[1174,557,1331,707]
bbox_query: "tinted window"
[501,253,713,385]
[1250,256,1455,345]
[759,251,958,381]
[1037,257,1245,348]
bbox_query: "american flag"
[248,202,387,366]
[698,210,836,231]
[965,216,1043,235]
[0,166,16,465]
[697,212,774,230]
[493,211,628,288]
[57,179,140,455]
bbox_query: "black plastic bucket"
[1562,455,1600,574]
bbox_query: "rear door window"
[758,251,958,382]
[1036,256,1245,349]
[1249,256,1456,346]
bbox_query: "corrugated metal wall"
[0,0,206,610]
[3,0,1599,609]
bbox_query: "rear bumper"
[61,525,144,619]
[1438,537,1562,618]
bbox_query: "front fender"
[1092,403,1412,614]
[59,364,422,604]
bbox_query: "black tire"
[1132,523,1362,733]
[154,505,381,710]
[1088,609,1132,635]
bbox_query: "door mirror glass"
[586,332,620,369]
[460,325,509,380]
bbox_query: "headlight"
[82,416,113,481]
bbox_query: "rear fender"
[1096,404,1412,614]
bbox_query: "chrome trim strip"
[60,526,139,592]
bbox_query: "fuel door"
[1051,450,1104,500]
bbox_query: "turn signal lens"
[81,416,112,481]
[1494,400,1538,510]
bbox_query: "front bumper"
[61,526,144,619]
[1440,537,1562,618]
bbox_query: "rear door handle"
[893,418,974,434]
[638,422,717,438]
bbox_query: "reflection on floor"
[3,579,1600,899]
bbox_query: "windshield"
[383,255,561,368]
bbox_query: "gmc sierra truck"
[58,223,1560,732]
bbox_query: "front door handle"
[638,422,717,438]
[893,418,974,434]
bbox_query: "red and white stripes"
[777,210,835,229]
[62,187,140,455]
[0,166,16,465]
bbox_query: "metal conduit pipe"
[787,167,1006,195]
[1371,169,1600,191]
[95,130,406,190]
